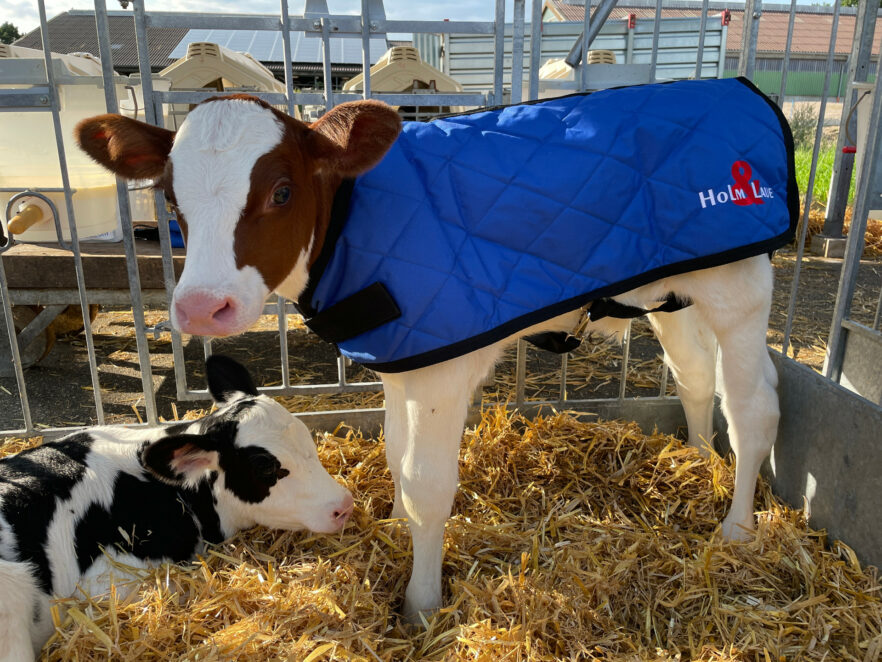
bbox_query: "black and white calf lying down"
[0,355,353,662]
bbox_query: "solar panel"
[168,29,389,64]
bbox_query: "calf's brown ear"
[75,114,174,180]
[307,100,401,177]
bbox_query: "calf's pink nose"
[174,292,239,335]
[333,493,355,528]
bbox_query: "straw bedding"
[2,406,880,661]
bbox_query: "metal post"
[778,0,797,104]
[40,0,106,425]
[94,0,158,424]
[822,0,877,243]
[360,0,372,100]
[280,0,298,116]
[618,322,631,400]
[511,0,526,104]
[321,18,334,110]
[579,0,591,92]
[559,352,568,405]
[694,0,709,79]
[649,0,663,82]
[826,47,882,379]
[515,338,526,408]
[492,0,506,105]
[135,1,190,402]
[528,0,542,101]
[782,0,842,356]
[737,0,762,81]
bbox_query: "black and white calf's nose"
[332,493,355,530]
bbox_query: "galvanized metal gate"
[1,2,881,565]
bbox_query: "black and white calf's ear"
[141,434,220,486]
[205,354,259,404]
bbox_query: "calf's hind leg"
[692,257,779,540]
[647,305,717,453]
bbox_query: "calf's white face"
[166,100,284,336]
[75,96,401,337]
[144,355,353,534]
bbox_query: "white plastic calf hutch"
[343,45,465,120]
[0,44,167,243]
[158,40,296,128]
[1,0,881,596]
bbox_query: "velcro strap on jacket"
[304,282,401,344]
[587,293,690,323]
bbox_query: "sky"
[3,0,508,37]
[1,0,832,41]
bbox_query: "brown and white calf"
[76,96,780,621]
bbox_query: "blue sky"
[3,0,830,41]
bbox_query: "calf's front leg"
[382,345,500,622]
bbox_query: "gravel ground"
[1,246,879,435]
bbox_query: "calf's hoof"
[402,585,441,626]
[402,600,439,626]
[720,515,755,542]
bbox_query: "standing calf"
[76,77,796,621]
[0,355,352,661]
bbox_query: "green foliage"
[795,145,855,206]
[840,0,882,6]
[0,22,21,45]
[789,105,819,151]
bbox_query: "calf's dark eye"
[272,186,291,206]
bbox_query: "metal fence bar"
[737,0,762,80]
[528,0,542,101]
[782,0,842,356]
[336,355,348,387]
[826,54,882,379]
[694,0,709,79]
[649,0,663,82]
[579,0,591,91]
[824,0,877,241]
[134,3,191,402]
[873,287,882,331]
[511,0,526,104]
[360,0,372,100]
[40,0,105,426]
[383,20,495,35]
[145,11,495,35]
[618,323,631,400]
[321,18,334,111]
[280,0,298,116]
[493,0,506,105]
[658,362,669,397]
[515,339,526,408]
[94,0,159,424]
[559,352,568,404]
[155,90,489,108]
[778,0,798,103]
[0,258,33,432]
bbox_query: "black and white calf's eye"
[271,185,291,206]
[249,450,289,483]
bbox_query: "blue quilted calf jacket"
[300,77,798,373]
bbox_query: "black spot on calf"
[0,434,93,593]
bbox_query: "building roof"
[543,0,882,56]
[14,10,188,72]
[13,9,384,76]
[167,29,388,65]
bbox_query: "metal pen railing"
[2,0,880,437]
